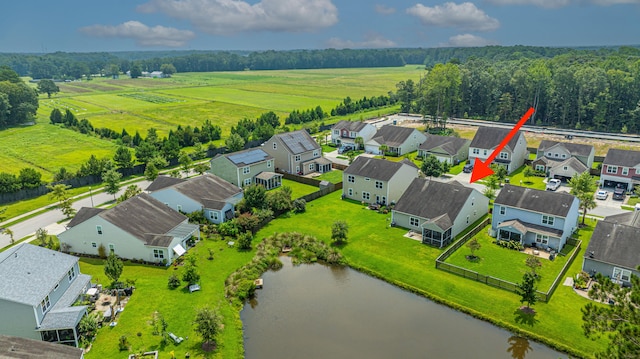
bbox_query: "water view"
[242,257,567,359]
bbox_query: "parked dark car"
[613,187,626,200]
[463,163,474,173]
[338,145,353,154]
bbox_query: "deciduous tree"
[331,220,349,244]
[47,184,75,218]
[194,307,222,349]
[421,155,443,179]
[569,171,597,224]
[225,132,245,152]
[113,146,134,169]
[37,79,59,98]
[517,272,537,310]
[104,252,123,286]
[102,168,122,200]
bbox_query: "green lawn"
[507,166,547,190]
[445,226,573,292]
[281,179,318,199]
[315,170,343,184]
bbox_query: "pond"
[241,257,567,359]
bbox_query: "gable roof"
[371,125,420,147]
[224,148,272,167]
[419,134,470,155]
[602,148,640,167]
[344,157,417,181]
[274,130,320,155]
[494,184,576,217]
[169,173,241,204]
[145,175,186,192]
[538,140,594,158]
[98,193,187,242]
[586,220,640,270]
[0,335,84,359]
[66,207,105,228]
[394,179,475,225]
[549,157,589,174]
[333,120,369,132]
[470,127,523,151]
[0,244,78,306]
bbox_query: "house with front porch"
[582,211,640,287]
[0,244,91,347]
[147,173,243,224]
[209,148,282,189]
[469,127,527,174]
[599,148,640,191]
[342,157,418,205]
[392,179,488,248]
[532,140,594,180]
[364,125,427,155]
[331,120,377,149]
[58,193,200,265]
[492,184,579,252]
[418,134,470,164]
[263,130,331,175]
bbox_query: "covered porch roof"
[497,219,563,238]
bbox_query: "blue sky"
[1,0,639,53]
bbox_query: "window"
[108,244,115,255]
[348,188,353,196]
[563,166,568,171]
[375,181,383,189]
[362,192,370,200]
[96,225,103,235]
[622,167,629,175]
[350,131,356,137]
[472,148,479,154]
[153,249,164,259]
[612,267,631,283]
[243,166,250,174]
[41,296,51,314]
[535,165,545,172]
[499,206,506,215]
[499,152,508,160]
[547,152,552,157]
[347,175,355,183]
[91,242,97,248]
[273,142,277,150]
[554,153,559,158]
[333,130,339,135]
[68,267,76,282]
[267,160,272,168]
[606,165,618,174]
[177,205,182,212]
[483,150,488,156]
[410,217,419,227]
[295,155,301,162]
[309,163,315,171]
[244,178,252,186]
[313,150,319,157]
[365,177,370,181]
[542,215,554,226]
[561,154,566,158]
[211,212,219,221]
[54,282,59,291]
[535,234,549,244]
[466,215,469,224]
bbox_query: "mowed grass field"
[3,66,422,180]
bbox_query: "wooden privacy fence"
[435,218,583,302]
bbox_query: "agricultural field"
[3,66,423,179]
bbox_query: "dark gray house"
[582,211,640,286]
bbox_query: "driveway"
[323,150,350,166]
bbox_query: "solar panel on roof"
[228,149,268,165]
[281,131,316,154]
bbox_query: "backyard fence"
[276,170,343,203]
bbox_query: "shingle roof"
[470,127,523,151]
[66,207,105,228]
[333,120,368,132]
[393,179,475,227]
[586,220,640,270]
[497,219,564,238]
[145,175,186,192]
[224,148,272,166]
[172,173,242,205]
[371,125,420,147]
[538,140,594,158]
[419,134,470,156]
[494,184,576,217]
[99,193,187,242]
[0,244,78,306]
[0,335,84,359]
[602,148,640,167]
[275,130,320,155]
[344,157,417,181]
[549,157,589,174]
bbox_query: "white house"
[331,120,377,148]
[469,127,528,174]
[365,125,427,155]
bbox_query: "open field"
[3,66,423,179]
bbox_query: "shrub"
[218,221,239,237]
[118,335,129,351]
[293,198,306,213]
[97,244,107,259]
[167,274,181,289]
[495,239,524,251]
[237,231,253,251]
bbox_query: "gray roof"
[494,184,576,218]
[497,219,564,238]
[224,148,272,166]
[66,207,105,228]
[549,157,589,174]
[0,335,84,359]
[603,148,640,167]
[99,193,188,242]
[344,157,417,181]
[333,120,369,132]
[394,179,475,227]
[537,140,594,158]
[586,220,640,270]
[255,171,282,181]
[275,130,320,155]
[470,127,523,151]
[371,125,420,147]
[145,175,186,192]
[171,173,241,205]
[0,244,78,306]
[38,305,87,331]
[419,134,470,155]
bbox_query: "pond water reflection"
[241,257,567,359]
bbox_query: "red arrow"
[470,107,535,183]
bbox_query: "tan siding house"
[342,157,418,205]
[209,148,281,189]
[263,130,330,175]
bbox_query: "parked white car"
[595,190,608,200]
[546,179,561,191]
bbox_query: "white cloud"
[80,21,195,47]
[325,34,397,49]
[375,4,396,14]
[406,2,499,32]
[138,0,338,35]
[445,34,498,47]
[487,0,639,7]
